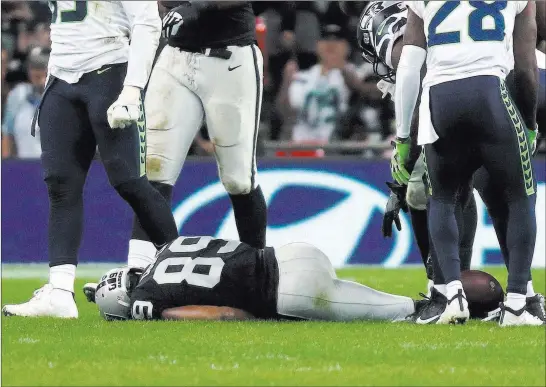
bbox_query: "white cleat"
[499,303,545,327]
[2,284,78,318]
[437,289,469,324]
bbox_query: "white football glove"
[107,86,142,129]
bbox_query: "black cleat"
[526,294,546,323]
[415,288,447,325]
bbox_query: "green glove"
[528,125,538,156]
[390,137,411,185]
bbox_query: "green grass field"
[2,267,545,386]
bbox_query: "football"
[461,270,505,319]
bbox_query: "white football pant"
[275,243,415,321]
[145,44,263,194]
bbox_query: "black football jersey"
[163,2,256,49]
[129,236,279,320]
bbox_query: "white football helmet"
[95,267,143,320]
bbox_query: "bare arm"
[161,305,255,321]
[1,134,15,159]
[341,66,382,100]
[513,2,538,129]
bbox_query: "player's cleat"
[83,283,98,303]
[525,294,546,323]
[398,294,431,322]
[437,289,469,325]
[2,284,78,318]
[415,288,447,324]
[499,302,544,327]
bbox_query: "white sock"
[527,281,536,298]
[434,284,447,296]
[505,293,526,311]
[128,239,157,269]
[426,279,434,297]
[446,280,464,301]
[49,264,76,293]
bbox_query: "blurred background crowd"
[1,1,400,160]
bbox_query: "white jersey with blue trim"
[48,1,160,86]
[407,1,528,88]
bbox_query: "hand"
[162,3,200,40]
[390,137,411,185]
[107,86,142,129]
[283,60,299,80]
[377,79,396,99]
[382,182,408,238]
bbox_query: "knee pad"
[220,173,252,195]
[45,176,85,205]
[406,180,428,210]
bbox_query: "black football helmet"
[357,1,407,82]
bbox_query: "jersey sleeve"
[130,291,165,320]
[120,1,162,88]
[405,1,425,19]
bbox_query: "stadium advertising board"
[2,158,545,268]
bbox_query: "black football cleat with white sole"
[415,288,447,325]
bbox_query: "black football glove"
[382,182,408,238]
[161,3,200,39]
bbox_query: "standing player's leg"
[3,79,96,318]
[127,47,205,268]
[83,65,179,251]
[405,153,433,288]
[275,243,416,321]
[424,81,484,324]
[202,45,267,249]
[479,80,541,325]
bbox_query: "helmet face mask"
[95,267,143,321]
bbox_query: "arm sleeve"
[121,1,162,89]
[405,1,425,19]
[394,45,426,138]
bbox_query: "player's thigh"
[479,80,536,199]
[203,45,263,194]
[406,152,427,210]
[145,65,204,185]
[83,64,145,186]
[39,79,96,180]
[426,84,480,202]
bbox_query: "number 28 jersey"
[408,1,528,88]
[130,237,279,320]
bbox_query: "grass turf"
[2,267,545,386]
